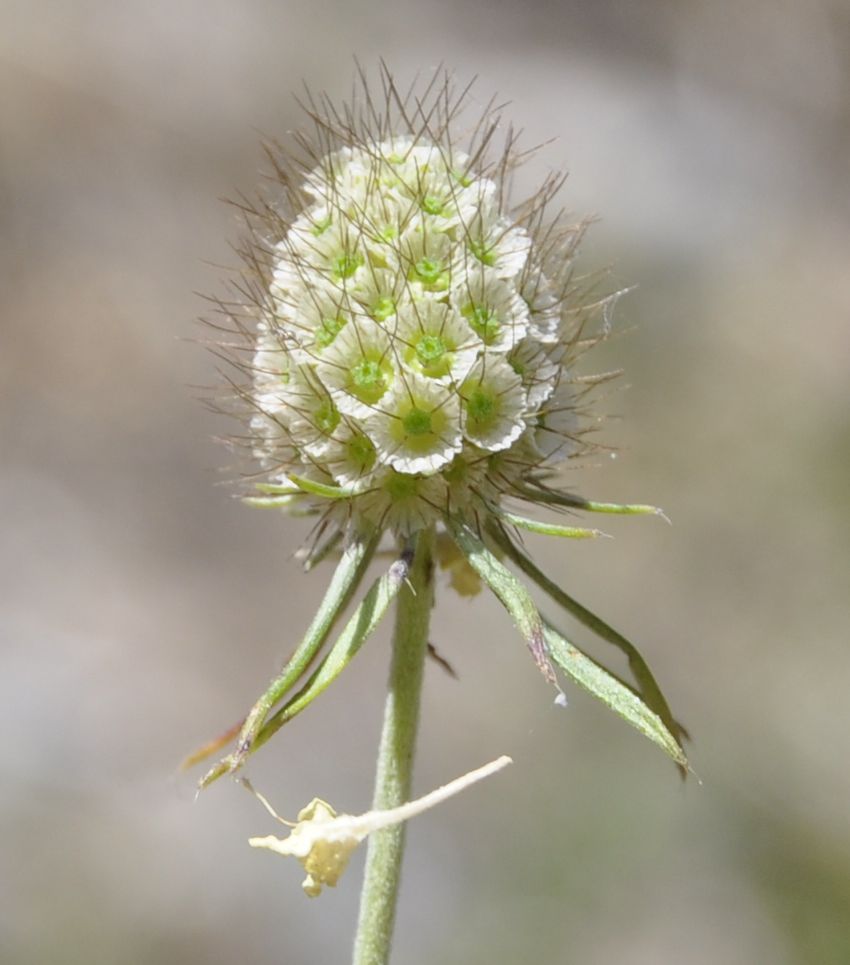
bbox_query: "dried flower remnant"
[247,756,511,897]
[191,63,689,965]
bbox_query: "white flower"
[302,146,371,209]
[252,331,293,388]
[508,337,560,409]
[451,266,529,351]
[250,393,295,469]
[282,285,353,357]
[462,205,531,279]
[389,144,496,230]
[296,218,369,287]
[278,368,343,459]
[323,424,379,490]
[358,468,448,532]
[459,355,527,452]
[348,266,409,325]
[316,320,396,419]
[367,373,463,475]
[532,372,581,462]
[395,298,478,384]
[398,222,456,295]
[520,275,562,344]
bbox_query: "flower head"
[212,66,613,539]
[193,66,688,799]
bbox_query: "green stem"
[352,527,435,965]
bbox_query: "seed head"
[212,66,611,537]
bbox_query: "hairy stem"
[352,527,435,965]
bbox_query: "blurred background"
[2,1,849,962]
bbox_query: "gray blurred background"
[2,1,849,963]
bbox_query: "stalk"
[352,527,435,965]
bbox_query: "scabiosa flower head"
[211,66,617,540]
[193,65,687,805]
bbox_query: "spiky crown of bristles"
[212,66,618,539]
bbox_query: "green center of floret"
[415,335,447,366]
[310,215,332,236]
[462,302,500,343]
[412,257,449,291]
[442,455,469,485]
[332,252,363,280]
[406,333,452,379]
[315,398,340,435]
[465,388,497,431]
[316,315,346,348]
[421,195,447,216]
[346,433,377,473]
[402,407,434,436]
[384,471,418,500]
[509,356,525,377]
[349,357,391,405]
[468,238,496,267]
[371,296,396,322]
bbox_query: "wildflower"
[215,79,607,537]
[194,62,687,829]
[190,65,689,965]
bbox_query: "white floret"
[250,384,297,468]
[508,338,560,410]
[520,275,562,344]
[397,222,457,295]
[450,266,530,351]
[252,331,293,388]
[315,320,396,419]
[462,205,531,280]
[395,299,479,384]
[282,286,353,358]
[277,368,342,460]
[365,373,463,475]
[358,469,447,532]
[531,372,581,462]
[348,266,410,325]
[459,355,528,452]
[322,423,380,490]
